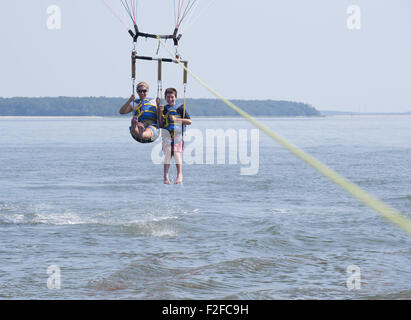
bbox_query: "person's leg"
[131,117,139,135]
[174,151,183,184]
[163,142,172,184]
[131,117,145,139]
[164,164,171,184]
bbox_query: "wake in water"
[0,200,199,238]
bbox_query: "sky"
[0,0,410,112]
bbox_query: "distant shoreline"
[319,110,411,116]
[2,114,411,120]
[322,113,411,118]
[1,97,409,117]
[0,97,321,117]
[0,116,104,119]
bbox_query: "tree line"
[0,97,321,117]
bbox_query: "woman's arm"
[119,95,135,114]
[156,98,164,128]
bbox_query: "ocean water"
[0,115,410,299]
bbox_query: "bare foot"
[174,176,183,184]
[137,122,144,138]
[164,178,171,185]
[131,117,139,134]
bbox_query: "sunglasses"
[137,89,148,93]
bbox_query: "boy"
[157,88,192,184]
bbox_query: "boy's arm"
[171,106,192,125]
[176,118,192,125]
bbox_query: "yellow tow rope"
[157,36,411,235]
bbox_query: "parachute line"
[180,0,197,25]
[176,0,184,28]
[120,0,138,25]
[176,0,198,29]
[174,0,179,26]
[101,0,129,30]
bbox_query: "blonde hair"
[137,82,149,90]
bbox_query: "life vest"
[162,104,184,137]
[132,98,158,127]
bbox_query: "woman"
[119,82,160,143]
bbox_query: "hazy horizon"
[1,95,410,114]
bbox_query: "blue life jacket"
[162,104,184,135]
[132,98,157,127]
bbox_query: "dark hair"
[165,88,177,98]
